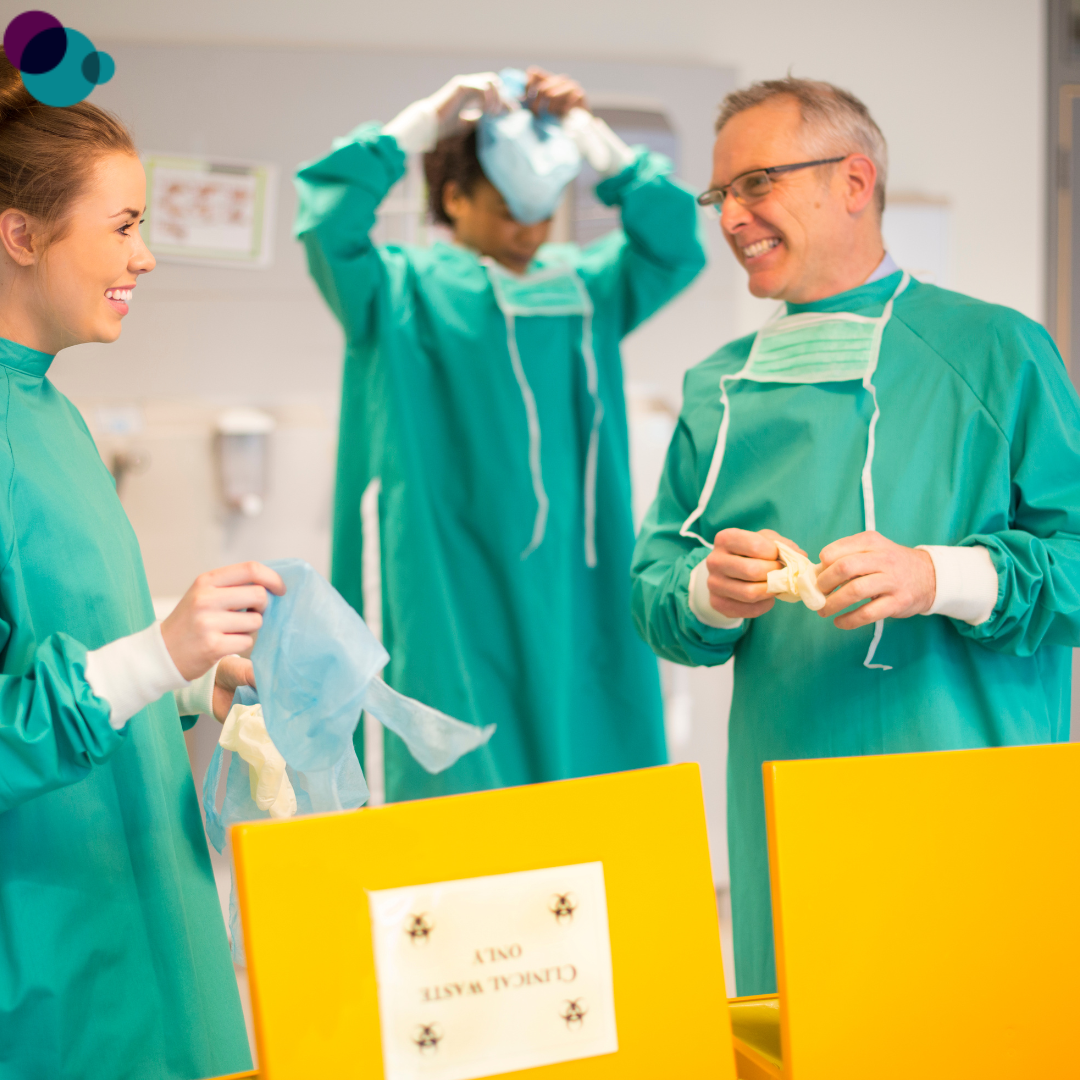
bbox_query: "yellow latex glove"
[219,702,297,819]
[766,541,827,612]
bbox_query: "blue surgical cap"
[476,68,582,226]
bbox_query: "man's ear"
[442,180,464,224]
[0,209,41,267]
[844,155,878,216]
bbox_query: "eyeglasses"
[697,156,847,211]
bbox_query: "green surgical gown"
[631,272,1080,995]
[295,124,706,799]
[0,339,250,1078]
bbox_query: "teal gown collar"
[0,336,55,377]
[784,269,905,317]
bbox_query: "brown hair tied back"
[0,46,136,247]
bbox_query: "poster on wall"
[142,153,277,268]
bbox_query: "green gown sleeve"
[293,122,407,343]
[574,150,707,336]
[0,628,122,813]
[950,320,1080,657]
[631,386,749,667]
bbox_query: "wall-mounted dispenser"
[216,407,275,517]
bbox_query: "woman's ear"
[0,210,41,267]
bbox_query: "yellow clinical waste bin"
[218,763,736,1080]
[728,741,1080,1079]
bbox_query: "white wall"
[59,0,1046,330]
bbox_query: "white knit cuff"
[688,560,744,630]
[383,99,439,154]
[85,622,191,730]
[917,545,999,626]
[174,660,221,719]
[563,108,636,178]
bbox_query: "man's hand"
[703,528,806,620]
[524,67,587,117]
[212,655,256,723]
[816,531,936,629]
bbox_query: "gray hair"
[716,78,888,214]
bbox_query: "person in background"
[0,52,283,1078]
[631,77,1080,995]
[296,68,706,800]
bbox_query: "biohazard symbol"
[560,999,587,1029]
[406,913,434,943]
[550,892,577,923]
[414,1022,443,1053]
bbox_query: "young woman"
[0,53,279,1078]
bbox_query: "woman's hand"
[212,655,256,723]
[525,68,588,117]
[161,562,285,682]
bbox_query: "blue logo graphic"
[4,10,114,107]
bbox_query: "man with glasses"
[632,77,1080,995]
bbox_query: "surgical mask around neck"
[681,272,910,669]
[745,309,891,383]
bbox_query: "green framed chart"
[142,152,277,268]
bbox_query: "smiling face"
[711,97,882,303]
[0,151,155,354]
[38,152,155,347]
[443,177,551,274]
